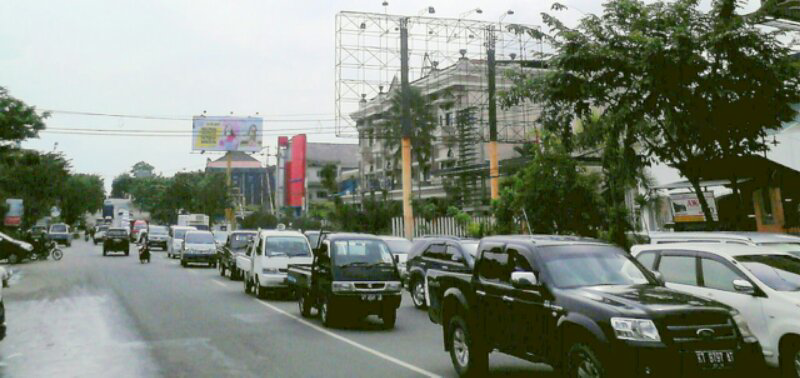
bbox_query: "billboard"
[669,192,718,223]
[286,134,307,208]
[192,116,263,152]
[4,199,23,227]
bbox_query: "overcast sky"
[0,0,762,192]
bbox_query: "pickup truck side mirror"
[511,271,538,289]
[732,279,755,295]
[650,270,665,285]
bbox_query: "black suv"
[426,236,763,377]
[103,228,130,256]
[405,237,479,309]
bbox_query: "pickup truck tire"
[447,315,488,377]
[410,278,427,309]
[320,297,336,327]
[298,292,312,317]
[255,280,268,299]
[781,338,800,378]
[566,343,605,378]
[102,249,107,257]
[219,263,226,277]
[381,309,397,329]
[181,260,187,267]
[244,275,253,294]
[230,268,239,281]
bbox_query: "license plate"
[361,294,382,301]
[695,350,734,369]
[113,238,122,242]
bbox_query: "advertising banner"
[4,199,23,227]
[192,116,263,152]
[669,192,718,223]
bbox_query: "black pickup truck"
[426,236,763,377]
[287,233,403,329]
[216,230,257,280]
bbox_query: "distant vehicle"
[287,233,402,328]
[426,236,763,377]
[239,230,312,298]
[28,225,47,238]
[405,237,479,309]
[168,226,196,259]
[180,230,216,268]
[48,223,71,247]
[0,231,33,264]
[146,225,169,250]
[103,228,129,256]
[212,231,229,247]
[632,243,800,375]
[93,225,108,245]
[304,230,321,248]
[130,220,147,242]
[217,230,257,280]
[177,214,210,231]
[377,236,413,281]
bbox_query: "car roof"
[717,231,800,244]
[378,236,410,242]
[631,242,796,257]
[325,233,382,241]
[258,230,306,238]
[171,226,196,230]
[185,230,212,235]
[646,231,751,242]
[108,227,127,231]
[481,234,604,244]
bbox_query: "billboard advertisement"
[192,116,263,152]
[4,199,23,227]
[286,134,307,208]
[669,192,718,223]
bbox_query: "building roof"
[306,143,359,167]
[206,151,263,169]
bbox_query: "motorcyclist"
[138,234,151,263]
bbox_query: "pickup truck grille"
[354,282,386,290]
[663,313,738,347]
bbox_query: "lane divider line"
[212,280,228,288]
[254,299,439,378]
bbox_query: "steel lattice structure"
[335,11,544,141]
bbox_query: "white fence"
[391,216,497,238]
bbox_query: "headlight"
[262,267,280,274]
[611,318,661,342]
[332,282,355,293]
[21,243,33,252]
[386,281,402,291]
[731,311,757,343]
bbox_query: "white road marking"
[254,299,439,378]
[212,280,228,288]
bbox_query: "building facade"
[205,152,272,209]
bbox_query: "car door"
[696,253,769,347]
[474,243,511,349]
[654,250,704,297]
[420,243,447,273]
[251,237,263,276]
[442,244,471,273]
[505,245,549,358]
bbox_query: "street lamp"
[459,8,482,19]
[418,6,435,16]
[499,9,514,24]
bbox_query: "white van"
[168,226,196,259]
[240,230,313,299]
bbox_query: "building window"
[317,191,328,199]
[445,113,452,126]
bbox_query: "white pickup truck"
[237,230,313,299]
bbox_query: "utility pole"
[486,25,499,201]
[400,17,414,240]
[225,151,236,231]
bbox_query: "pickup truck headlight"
[730,311,757,343]
[332,282,355,293]
[386,281,402,291]
[611,318,661,342]
[262,267,280,274]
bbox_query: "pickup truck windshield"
[735,254,800,291]
[305,233,320,247]
[540,245,652,289]
[332,239,394,267]
[265,237,311,257]
[149,226,167,235]
[50,224,67,233]
[186,233,214,244]
[107,230,127,237]
[174,229,192,240]
[231,233,255,250]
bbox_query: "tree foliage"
[319,163,338,195]
[111,173,135,198]
[131,161,155,176]
[381,87,437,186]
[504,0,800,231]
[0,150,70,228]
[59,174,105,226]
[0,86,48,152]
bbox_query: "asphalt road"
[0,238,552,377]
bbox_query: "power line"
[40,109,337,122]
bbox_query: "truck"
[287,233,402,329]
[238,230,313,298]
[217,230,258,280]
[178,214,210,231]
[425,235,764,377]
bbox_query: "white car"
[632,243,800,374]
[180,230,216,267]
[168,226,196,259]
[241,230,313,299]
[645,231,800,247]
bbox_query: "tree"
[241,209,278,229]
[194,172,231,221]
[0,87,48,153]
[380,87,437,190]
[0,150,70,228]
[493,135,605,237]
[505,0,800,230]
[319,164,338,196]
[60,174,105,226]
[111,173,135,198]
[131,161,155,177]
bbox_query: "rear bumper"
[104,242,129,251]
[147,240,167,249]
[182,254,214,263]
[257,273,291,288]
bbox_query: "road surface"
[0,239,551,377]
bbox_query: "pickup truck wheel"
[381,309,397,329]
[320,297,335,327]
[567,343,605,378]
[103,249,107,257]
[781,339,800,378]
[411,278,427,309]
[448,315,488,377]
[244,276,252,294]
[256,280,268,299]
[181,260,187,268]
[298,293,312,317]
[230,268,238,281]
[219,263,226,277]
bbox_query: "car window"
[477,246,506,282]
[735,254,800,292]
[265,237,311,257]
[332,239,393,266]
[446,245,464,263]
[50,224,67,233]
[701,258,745,292]
[174,229,191,240]
[185,233,214,244]
[107,229,127,237]
[658,255,698,286]
[636,252,657,270]
[422,244,447,261]
[539,245,652,288]
[508,248,533,276]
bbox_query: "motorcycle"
[138,244,150,264]
[30,238,63,261]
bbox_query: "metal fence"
[391,216,497,238]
